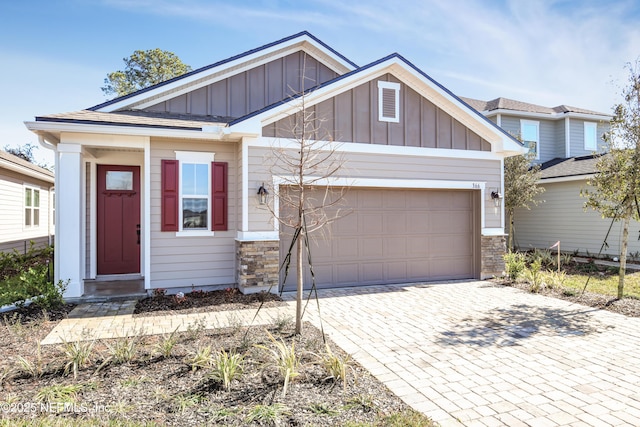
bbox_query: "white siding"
[514,180,640,256]
[149,139,238,289]
[0,168,53,252]
[248,145,502,231]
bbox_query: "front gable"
[262,72,492,151]
[92,32,355,117]
[143,51,340,119]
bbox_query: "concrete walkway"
[42,281,640,426]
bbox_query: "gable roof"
[0,150,54,183]
[90,31,357,113]
[462,96,610,118]
[539,155,600,181]
[229,53,524,154]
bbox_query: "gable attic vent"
[378,81,401,123]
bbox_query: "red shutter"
[211,162,228,231]
[161,159,179,231]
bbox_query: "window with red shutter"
[211,162,228,231]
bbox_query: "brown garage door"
[279,188,478,290]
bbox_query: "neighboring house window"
[378,81,400,123]
[584,122,598,151]
[521,120,540,159]
[25,187,40,227]
[161,152,228,235]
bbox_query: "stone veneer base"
[236,240,279,293]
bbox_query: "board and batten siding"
[144,52,338,119]
[569,119,608,157]
[247,145,501,231]
[149,139,238,289]
[0,168,52,253]
[263,74,492,151]
[514,180,640,256]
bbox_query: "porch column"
[56,143,83,298]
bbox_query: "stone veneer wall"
[481,235,506,279]
[236,240,279,291]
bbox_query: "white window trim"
[175,151,215,237]
[23,185,41,229]
[584,122,598,151]
[521,119,540,160]
[377,81,400,123]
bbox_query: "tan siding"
[149,139,239,288]
[145,52,338,119]
[264,73,491,151]
[248,146,501,231]
[515,180,640,255]
[0,168,52,250]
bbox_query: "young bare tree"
[583,60,640,299]
[264,55,349,335]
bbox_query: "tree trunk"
[508,211,514,252]
[295,227,304,335]
[619,215,630,299]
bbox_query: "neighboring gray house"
[25,32,524,299]
[463,97,626,256]
[0,150,54,253]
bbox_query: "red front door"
[97,165,141,275]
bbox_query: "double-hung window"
[24,187,40,227]
[584,122,598,151]
[161,151,228,235]
[521,120,540,160]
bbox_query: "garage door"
[279,188,478,290]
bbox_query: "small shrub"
[184,317,207,340]
[314,344,354,390]
[152,288,166,297]
[208,349,244,391]
[504,252,526,281]
[186,345,214,372]
[154,328,180,358]
[524,259,544,293]
[343,394,375,412]
[0,365,14,389]
[16,343,46,378]
[246,403,291,425]
[543,270,567,290]
[35,384,83,404]
[271,313,293,333]
[255,331,301,396]
[97,331,143,372]
[308,402,339,415]
[60,336,95,379]
[33,279,68,310]
[173,392,204,414]
[379,409,436,426]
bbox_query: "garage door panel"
[387,261,408,281]
[384,237,407,257]
[362,262,384,281]
[280,188,475,290]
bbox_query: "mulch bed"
[0,318,424,426]
[133,288,286,317]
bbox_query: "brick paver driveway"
[292,281,640,426]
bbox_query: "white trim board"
[251,137,504,161]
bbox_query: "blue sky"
[1,0,639,165]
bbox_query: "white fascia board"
[483,109,611,122]
[273,175,486,191]
[252,137,504,161]
[236,231,279,241]
[0,158,54,183]
[98,35,355,113]
[25,121,228,141]
[539,175,593,184]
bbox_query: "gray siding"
[263,74,491,151]
[501,116,557,164]
[248,146,501,231]
[514,180,640,256]
[145,52,338,119]
[149,139,238,289]
[569,118,608,157]
[554,120,566,159]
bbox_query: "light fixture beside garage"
[257,183,269,205]
[491,189,503,207]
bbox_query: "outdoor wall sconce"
[257,183,269,205]
[491,189,502,207]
